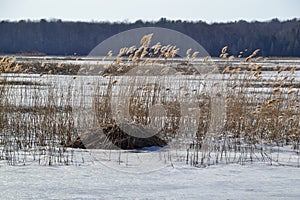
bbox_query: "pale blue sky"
[1,0,299,23]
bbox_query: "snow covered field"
[1,57,299,199]
[1,149,300,200]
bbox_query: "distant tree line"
[0,18,299,57]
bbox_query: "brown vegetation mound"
[69,123,167,150]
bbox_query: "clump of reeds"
[187,47,300,167]
[92,37,300,167]
[0,72,82,166]
[1,36,299,168]
[0,56,81,75]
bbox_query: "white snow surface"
[1,149,299,200]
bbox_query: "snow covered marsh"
[0,53,300,199]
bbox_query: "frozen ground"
[0,149,299,200]
[0,58,299,199]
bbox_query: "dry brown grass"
[187,47,300,166]
[0,37,299,167]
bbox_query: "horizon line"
[1,17,300,24]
